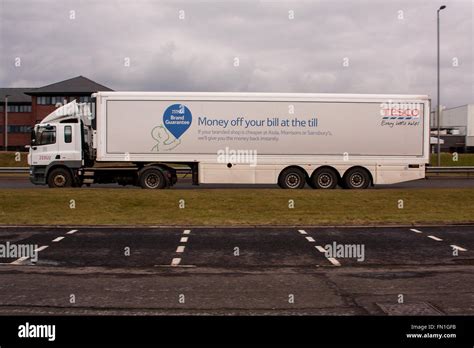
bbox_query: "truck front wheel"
[139,168,166,189]
[47,168,73,188]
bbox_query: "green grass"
[0,188,473,226]
[429,153,474,166]
[0,151,28,167]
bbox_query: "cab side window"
[37,127,56,145]
[64,126,72,143]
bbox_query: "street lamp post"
[4,95,10,152]
[437,5,446,166]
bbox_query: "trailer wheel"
[343,167,370,189]
[278,168,306,189]
[47,168,73,188]
[139,168,166,189]
[310,167,338,189]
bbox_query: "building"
[431,105,474,153]
[0,76,112,151]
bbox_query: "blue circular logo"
[163,104,192,139]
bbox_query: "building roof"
[26,76,113,95]
[0,88,36,103]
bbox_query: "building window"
[51,96,66,105]
[37,96,51,105]
[4,105,32,112]
[37,96,68,105]
[64,126,72,143]
[6,125,31,133]
[79,96,91,103]
[3,105,31,113]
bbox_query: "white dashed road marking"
[327,258,341,267]
[170,230,191,266]
[10,256,29,265]
[409,228,468,253]
[297,230,340,267]
[451,245,467,252]
[315,245,326,253]
[9,229,80,266]
[171,258,181,266]
[427,235,443,242]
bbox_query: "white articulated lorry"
[27,92,430,189]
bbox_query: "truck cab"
[28,101,92,187]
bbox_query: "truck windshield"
[33,126,56,146]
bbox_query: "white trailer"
[27,92,430,189]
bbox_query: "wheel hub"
[54,175,66,187]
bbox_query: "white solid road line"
[34,246,49,252]
[52,236,65,242]
[176,246,185,253]
[327,257,341,267]
[180,237,188,243]
[410,229,423,233]
[171,258,181,266]
[66,229,78,234]
[183,230,191,235]
[10,256,29,265]
[305,236,315,242]
[427,235,443,241]
[298,230,307,235]
[315,245,326,253]
[451,245,467,252]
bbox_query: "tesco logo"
[382,108,420,117]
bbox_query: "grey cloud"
[0,0,472,108]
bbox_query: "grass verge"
[0,188,473,226]
[429,153,474,166]
[0,152,28,167]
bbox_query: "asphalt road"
[0,225,473,315]
[0,175,474,189]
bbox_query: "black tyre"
[139,168,166,189]
[310,167,338,189]
[278,168,306,189]
[343,167,370,189]
[47,168,73,188]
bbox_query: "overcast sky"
[0,0,472,108]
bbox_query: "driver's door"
[30,126,58,166]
